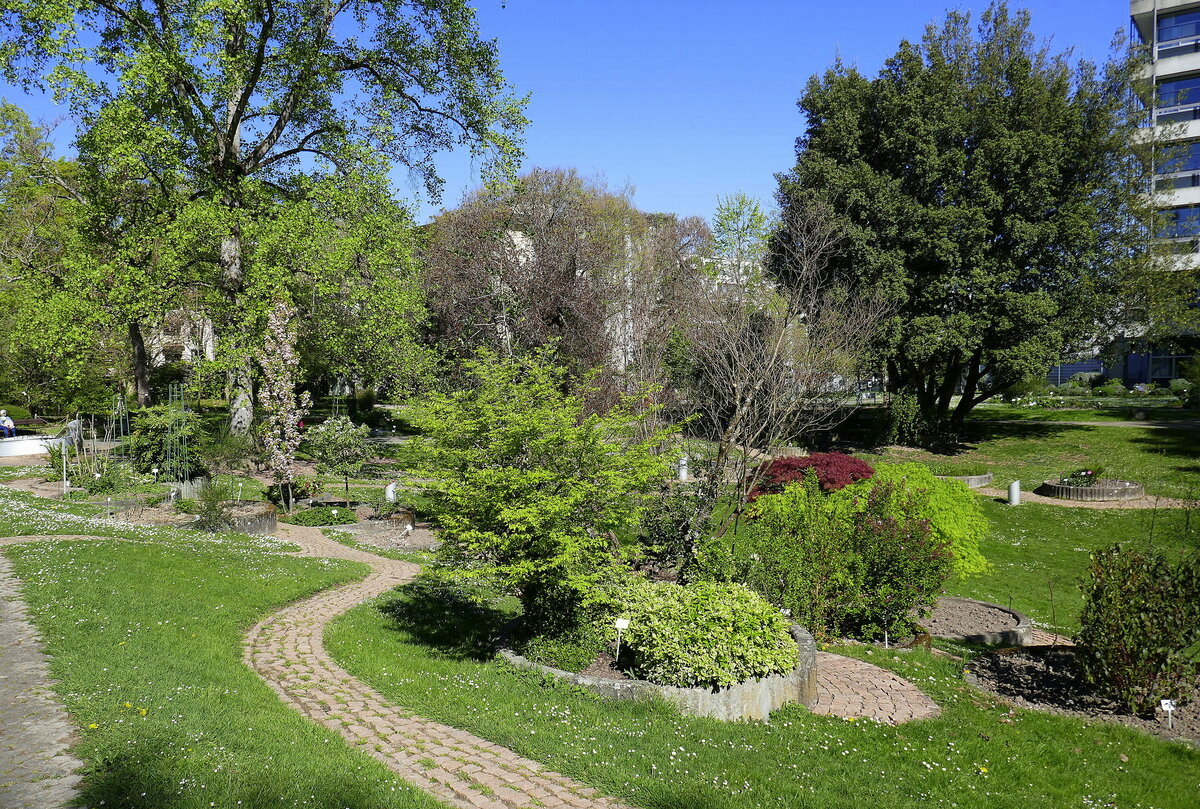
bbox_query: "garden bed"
[967,646,1199,745]
[921,596,1033,647]
[1037,478,1145,502]
[499,625,818,721]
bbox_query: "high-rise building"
[1133,1,1200,273]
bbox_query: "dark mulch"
[969,646,1199,745]
[579,652,629,681]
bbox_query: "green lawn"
[0,488,441,809]
[327,577,1200,809]
[945,500,1199,634]
[969,402,1195,423]
[860,419,1200,498]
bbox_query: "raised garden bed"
[1037,478,1144,502]
[921,596,1033,647]
[500,625,818,721]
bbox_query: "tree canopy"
[776,1,1150,437]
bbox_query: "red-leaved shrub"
[748,453,875,500]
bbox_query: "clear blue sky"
[2,1,1132,224]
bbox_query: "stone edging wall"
[228,503,277,535]
[930,597,1034,647]
[936,472,993,489]
[499,625,817,722]
[1037,478,1145,502]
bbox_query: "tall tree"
[422,168,710,398]
[776,2,1151,438]
[0,0,526,431]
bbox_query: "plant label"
[1160,699,1176,712]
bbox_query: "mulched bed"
[969,646,1199,745]
[921,598,1018,637]
[579,652,629,681]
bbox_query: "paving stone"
[810,651,940,724]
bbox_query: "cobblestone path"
[0,536,92,809]
[810,651,941,724]
[1029,628,1075,646]
[247,523,635,809]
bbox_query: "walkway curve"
[810,651,940,724]
[0,535,101,809]
[246,523,635,809]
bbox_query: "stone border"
[499,625,817,722]
[227,502,276,535]
[1037,478,1145,501]
[936,471,993,489]
[0,435,65,458]
[928,596,1033,647]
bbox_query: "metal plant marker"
[614,617,630,663]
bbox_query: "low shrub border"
[1037,479,1145,502]
[499,624,818,722]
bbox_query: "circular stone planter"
[500,625,818,722]
[226,501,277,535]
[1036,478,1144,502]
[924,597,1034,647]
[935,472,993,489]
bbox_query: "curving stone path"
[809,651,940,724]
[0,536,92,809]
[246,523,635,809]
[0,523,945,809]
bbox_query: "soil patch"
[579,652,629,681]
[969,646,1199,745]
[922,597,1018,637]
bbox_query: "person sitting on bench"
[0,411,15,438]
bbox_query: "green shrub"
[1095,382,1128,397]
[1169,377,1193,394]
[279,506,358,526]
[122,406,206,480]
[193,480,231,532]
[1076,544,1200,714]
[884,391,924,446]
[594,579,798,689]
[303,416,372,492]
[636,483,698,569]
[265,474,323,506]
[843,463,990,577]
[721,476,855,636]
[515,625,606,673]
[1069,371,1103,387]
[0,404,31,420]
[1055,384,1090,397]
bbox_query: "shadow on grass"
[1127,427,1200,479]
[378,576,513,662]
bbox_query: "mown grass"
[327,577,1200,809]
[860,420,1200,498]
[969,402,1196,423]
[944,500,1200,634]
[0,487,441,809]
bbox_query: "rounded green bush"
[279,506,358,526]
[597,580,798,689]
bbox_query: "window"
[1158,205,1200,240]
[1158,75,1200,109]
[1159,10,1200,45]
[1160,142,1200,174]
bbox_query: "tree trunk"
[219,224,255,434]
[128,321,153,407]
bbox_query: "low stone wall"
[936,472,993,489]
[930,597,1034,647]
[0,435,65,458]
[227,502,276,535]
[1037,478,1144,502]
[500,625,818,722]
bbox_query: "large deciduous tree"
[776,1,1150,438]
[0,0,526,432]
[421,167,710,397]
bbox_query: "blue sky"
[2,1,1132,224]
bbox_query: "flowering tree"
[258,299,310,510]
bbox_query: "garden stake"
[614,617,630,664]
